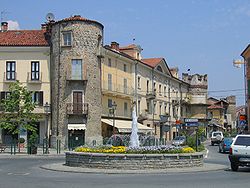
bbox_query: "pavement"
[40,162,228,174]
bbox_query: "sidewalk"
[40,162,228,174]
[0,147,65,157]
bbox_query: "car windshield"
[174,136,185,140]
[213,132,222,136]
[234,136,250,146]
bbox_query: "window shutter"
[39,92,43,106]
[83,61,87,80]
[0,92,6,101]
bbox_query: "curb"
[40,163,228,174]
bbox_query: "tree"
[0,81,40,141]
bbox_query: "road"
[0,143,250,188]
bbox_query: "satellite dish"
[46,13,55,21]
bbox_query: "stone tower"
[49,15,103,147]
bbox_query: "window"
[108,99,113,108]
[108,58,112,67]
[146,80,149,93]
[164,104,167,114]
[63,32,72,46]
[138,76,141,89]
[154,102,157,114]
[154,82,156,91]
[32,91,43,106]
[124,78,128,94]
[146,101,150,113]
[6,61,16,80]
[123,64,127,72]
[159,84,162,95]
[159,104,162,115]
[71,59,82,80]
[138,100,141,114]
[124,102,128,116]
[234,136,250,146]
[0,91,11,101]
[108,74,112,91]
[31,61,40,80]
[164,86,166,97]
[157,66,163,72]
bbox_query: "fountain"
[129,103,139,147]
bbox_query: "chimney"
[1,22,8,32]
[111,42,119,51]
[41,23,47,30]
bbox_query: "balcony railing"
[66,103,88,115]
[102,82,134,96]
[27,72,42,83]
[102,108,131,118]
[66,73,87,81]
[146,90,156,100]
[3,72,16,82]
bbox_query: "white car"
[211,131,224,146]
[228,134,250,171]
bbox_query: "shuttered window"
[32,91,43,106]
[71,59,82,80]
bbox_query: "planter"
[65,152,204,170]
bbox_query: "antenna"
[46,13,55,22]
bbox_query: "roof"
[207,105,224,109]
[55,15,103,28]
[119,44,137,50]
[241,44,250,57]
[141,58,164,68]
[0,30,49,46]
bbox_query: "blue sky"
[1,0,249,105]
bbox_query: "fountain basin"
[65,152,204,169]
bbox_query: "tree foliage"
[0,81,40,138]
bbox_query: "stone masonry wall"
[50,20,103,147]
[65,152,204,169]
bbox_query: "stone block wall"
[65,152,204,170]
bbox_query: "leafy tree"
[0,81,40,140]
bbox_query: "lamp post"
[111,101,117,135]
[233,59,247,133]
[44,102,50,154]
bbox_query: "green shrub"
[18,137,25,143]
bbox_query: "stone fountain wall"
[65,152,203,169]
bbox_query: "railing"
[102,108,131,118]
[66,103,88,115]
[102,82,134,96]
[146,90,156,99]
[66,73,87,81]
[27,72,42,83]
[3,72,16,82]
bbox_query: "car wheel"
[211,142,214,146]
[231,162,239,171]
[219,147,221,153]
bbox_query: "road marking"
[204,149,209,159]
[7,172,30,176]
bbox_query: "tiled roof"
[207,105,224,109]
[119,44,137,50]
[0,30,49,46]
[141,58,163,68]
[56,15,103,28]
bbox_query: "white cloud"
[7,20,20,30]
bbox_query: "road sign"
[184,118,198,123]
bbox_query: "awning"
[101,119,153,133]
[68,124,86,130]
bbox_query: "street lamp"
[44,102,50,154]
[111,101,117,135]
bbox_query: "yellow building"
[101,42,153,138]
[0,26,51,144]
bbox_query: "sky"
[1,0,249,106]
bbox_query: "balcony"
[27,72,42,83]
[66,72,87,82]
[3,72,16,83]
[102,82,134,98]
[146,90,156,100]
[102,108,131,119]
[66,103,88,115]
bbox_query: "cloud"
[7,20,20,30]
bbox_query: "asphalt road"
[0,143,250,188]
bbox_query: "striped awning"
[68,124,86,130]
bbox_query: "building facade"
[0,24,51,144]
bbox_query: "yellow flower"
[181,147,195,153]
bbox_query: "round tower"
[49,15,103,148]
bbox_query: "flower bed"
[74,145,195,154]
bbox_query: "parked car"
[228,134,250,171]
[172,136,186,146]
[211,131,224,146]
[219,137,233,153]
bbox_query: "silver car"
[172,136,186,146]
